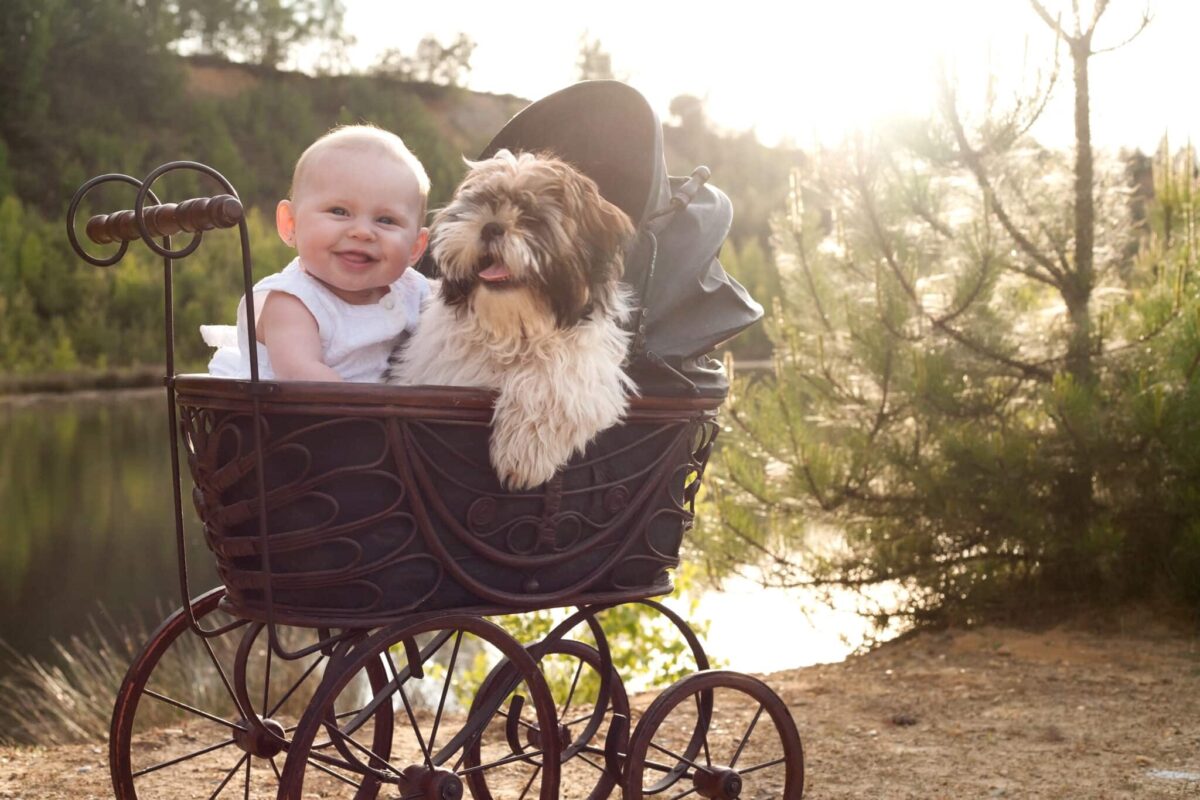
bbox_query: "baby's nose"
[349,219,376,238]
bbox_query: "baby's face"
[283,146,428,304]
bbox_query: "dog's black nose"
[481,222,505,241]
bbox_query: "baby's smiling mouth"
[335,249,377,266]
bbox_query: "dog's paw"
[491,444,559,491]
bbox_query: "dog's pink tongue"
[478,262,512,282]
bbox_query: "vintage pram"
[67,81,805,799]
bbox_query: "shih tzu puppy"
[387,149,637,490]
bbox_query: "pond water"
[0,389,889,678]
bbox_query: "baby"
[203,125,430,382]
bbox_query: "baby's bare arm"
[258,292,342,381]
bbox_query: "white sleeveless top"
[201,258,430,383]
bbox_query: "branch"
[1001,167,1074,276]
[883,150,958,240]
[1091,6,1152,55]
[1094,307,1180,360]
[786,189,837,335]
[1029,0,1074,43]
[855,162,1054,381]
[940,72,1068,287]
[715,517,800,573]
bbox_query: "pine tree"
[702,2,1200,623]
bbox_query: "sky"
[337,0,1195,153]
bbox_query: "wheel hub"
[524,723,573,751]
[400,765,464,800]
[693,766,743,799]
[232,717,286,759]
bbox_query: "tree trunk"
[1061,33,1097,582]
[1066,35,1095,385]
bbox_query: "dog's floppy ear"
[439,272,474,310]
[568,168,635,318]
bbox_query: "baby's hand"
[258,292,342,381]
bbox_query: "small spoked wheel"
[465,637,629,800]
[623,670,804,800]
[278,614,561,800]
[109,587,389,799]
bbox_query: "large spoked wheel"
[623,670,804,800]
[465,637,629,800]
[278,614,561,800]
[110,588,389,799]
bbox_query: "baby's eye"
[377,216,398,226]
[329,207,349,216]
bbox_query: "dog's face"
[431,150,634,331]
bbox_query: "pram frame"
[68,144,804,798]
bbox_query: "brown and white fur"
[387,149,636,490]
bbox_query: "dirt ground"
[2,621,1197,799]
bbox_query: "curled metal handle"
[86,194,244,244]
[647,165,712,222]
[671,165,711,209]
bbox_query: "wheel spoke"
[131,736,238,778]
[268,756,282,781]
[729,704,765,768]
[144,689,243,732]
[696,693,711,768]
[386,646,433,768]
[428,629,463,759]
[268,652,325,718]
[649,740,705,772]
[494,707,540,734]
[285,704,371,736]
[456,747,546,777]
[327,723,405,776]
[242,755,251,800]
[207,752,249,800]
[577,752,607,774]
[639,756,690,775]
[560,657,586,720]
[200,636,245,718]
[668,786,699,800]
[517,762,542,800]
[450,688,526,774]
[304,754,365,789]
[738,756,787,775]
[563,709,599,728]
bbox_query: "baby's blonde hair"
[290,124,430,219]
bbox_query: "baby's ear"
[276,200,296,246]
[410,227,430,264]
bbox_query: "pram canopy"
[479,81,764,397]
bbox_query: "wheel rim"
[623,670,805,800]
[109,588,387,799]
[465,638,629,800]
[278,614,561,800]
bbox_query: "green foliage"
[704,124,1200,626]
[370,34,477,87]
[175,0,350,69]
[483,566,715,699]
